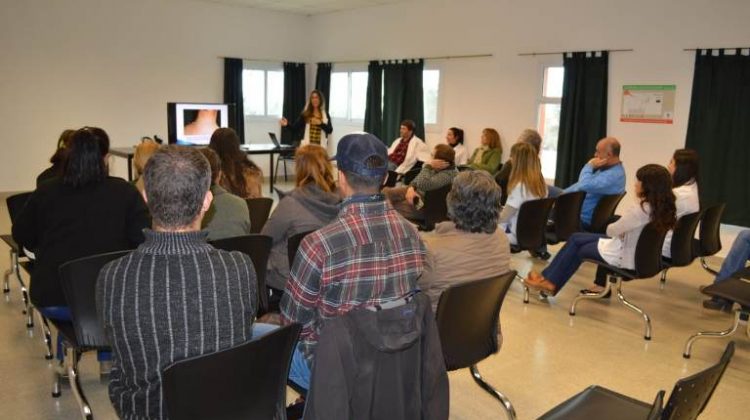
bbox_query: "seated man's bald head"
[597,137,621,158]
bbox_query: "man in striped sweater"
[96,146,258,420]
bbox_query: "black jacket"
[287,111,333,143]
[305,292,449,420]
[12,177,149,307]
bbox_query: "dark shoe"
[580,288,611,298]
[702,298,733,312]
[534,251,552,261]
[286,400,305,420]
[698,284,711,293]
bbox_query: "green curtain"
[364,61,383,141]
[382,61,406,145]
[223,58,245,142]
[315,62,332,108]
[281,62,306,145]
[686,49,750,226]
[403,60,425,140]
[554,51,609,188]
[381,59,425,145]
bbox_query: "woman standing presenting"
[280,89,333,148]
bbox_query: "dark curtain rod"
[219,54,493,64]
[683,47,750,51]
[330,53,492,64]
[518,49,633,57]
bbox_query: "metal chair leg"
[700,257,719,276]
[615,279,652,340]
[683,310,741,358]
[569,276,613,316]
[52,344,66,398]
[659,268,668,290]
[39,313,54,360]
[67,349,93,420]
[2,249,12,294]
[515,274,529,304]
[470,365,517,420]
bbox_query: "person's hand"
[405,187,419,205]
[588,157,608,168]
[430,159,449,170]
[279,117,288,127]
[310,117,322,125]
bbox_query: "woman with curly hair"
[525,164,676,295]
[209,127,263,198]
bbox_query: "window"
[538,66,564,180]
[329,68,441,125]
[423,69,440,125]
[242,66,284,117]
[329,70,368,121]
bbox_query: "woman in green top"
[468,128,503,175]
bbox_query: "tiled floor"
[0,188,747,419]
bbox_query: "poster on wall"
[620,85,676,124]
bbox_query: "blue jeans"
[251,323,311,391]
[710,230,750,303]
[38,306,111,362]
[542,233,607,292]
[715,230,750,283]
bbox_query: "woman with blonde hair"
[499,142,548,244]
[468,128,504,175]
[132,138,160,194]
[261,144,340,292]
[279,89,333,148]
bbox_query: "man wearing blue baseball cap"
[280,132,427,391]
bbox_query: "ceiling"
[196,0,414,15]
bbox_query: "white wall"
[0,0,309,190]
[309,0,750,252]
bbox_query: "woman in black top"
[279,89,333,148]
[13,127,150,311]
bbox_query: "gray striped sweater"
[96,229,257,420]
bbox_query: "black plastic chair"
[572,222,667,340]
[246,197,274,234]
[163,323,301,420]
[5,192,54,358]
[546,191,586,245]
[418,183,452,231]
[274,148,296,183]
[210,234,272,316]
[3,192,33,322]
[693,203,725,276]
[659,211,702,289]
[539,386,664,420]
[55,250,131,419]
[511,197,556,303]
[540,341,735,420]
[435,271,518,420]
[287,230,314,268]
[684,273,750,358]
[587,193,625,234]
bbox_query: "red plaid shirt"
[280,194,426,363]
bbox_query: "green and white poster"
[621,85,676,124]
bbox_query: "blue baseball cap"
[336,132,388,177]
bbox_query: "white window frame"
[537,63,564,182]
[242,61,284,121]
[423,64,442,132]
[329,64,368,124]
